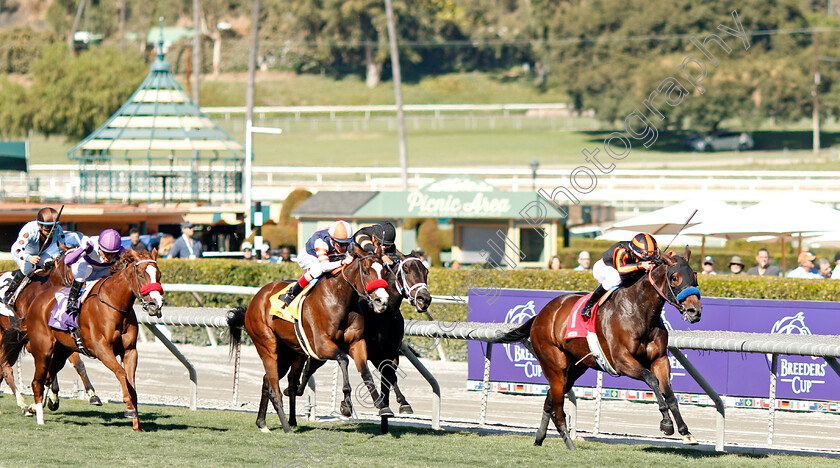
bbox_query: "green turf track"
[0,398,835,467]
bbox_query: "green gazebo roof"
[67,29,242,162]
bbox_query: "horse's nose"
[373,297,389,313]
[415,293,431,312]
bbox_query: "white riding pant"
[15,255,50,275]
[592,259,622,290]
[70,261,111,283]
[297,252,341,278]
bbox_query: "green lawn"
[0,398,833,467]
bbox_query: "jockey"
[581,232,659,320]
[3,207,65,306]
[280,220,354,306]
[62,229,125,346]
[353,221,397,263]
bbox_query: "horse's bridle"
[647,260,701,313]
[341,254,389,306]
[392,256,429,307]
[90,259,163,315]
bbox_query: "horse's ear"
[684,245,691,262]
[151,247,158,260]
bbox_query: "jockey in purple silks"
[62,229,124,349]
[3,207,65,307]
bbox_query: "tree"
[28,45,147,140]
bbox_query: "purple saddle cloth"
[47,288,80,332]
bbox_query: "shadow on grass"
[642,445,767,459]
[53,409,229,432]
[281,420,458,440]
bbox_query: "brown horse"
[227,249,392,432]
[283,250,432,419]
[2,249,163,431]
[499,247,702,450]
[0,261,101,413]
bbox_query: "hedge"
[4,260,838,357]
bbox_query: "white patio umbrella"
[609,198,740,235]
[683,196,840,272]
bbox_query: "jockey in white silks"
[3,207,64,307]
[62,228,125,349]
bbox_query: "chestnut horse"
[227,250,392,432]
[284,250,432,418]
[499,247,702,450]
[0,260,101,413]
[2,249,163,431]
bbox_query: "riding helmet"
[36,207,59,226]
[376,222,396,247]
[629,232,657,260]
[98,229,124,253]
[328,220,352,244]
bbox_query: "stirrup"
[70,329,95,358]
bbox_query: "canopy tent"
[683,197,840,272]
[595,229,721,248]
[67,22,243,204]
[609,198,740,235]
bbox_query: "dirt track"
[4,340,839,457]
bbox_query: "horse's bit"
[647,262,700,314]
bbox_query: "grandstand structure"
[66,24,243,205]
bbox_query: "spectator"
[168,222,203,259]
[450,260,461,270]
[260,243,276,263]
[787,251,821,279]
[728,256,745,275]
[241,241,254,261]
[573,251,591,271]
[816,258,832,278]
[548,255,562,270]
[700,256,716,275]
[415,247,431,268]
[746,248,781,277]
[158,234,175,257]
[832,251,840,279]
[129,228,148,252]
[278,246,296,263]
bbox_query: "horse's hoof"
[124,410,138,419]
[47,398,59,412]
[682,434,698,445]
[283,387,292,397]
[89,395,102,406]
[340,401,352,418]
[24,405,36,416]
[259,426,271,433]
[660,420,675,436]
[379,407,394,418]
[399,404,413,414]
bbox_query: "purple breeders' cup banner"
[467,289,840,401]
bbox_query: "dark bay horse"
[227,250,392,433]
[0,260,101,413]
[2,249,163,431]
[499,247,702,450]
[362,251,431,415]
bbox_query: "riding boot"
[581,285,607,320]
[66,280,84,316]
[281,281,304,306]
[2,270,26,306]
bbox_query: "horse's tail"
[496,316,536,343]
[226,306,247,359]
[2,322,29,366]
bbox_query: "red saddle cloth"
[564,293,599,340]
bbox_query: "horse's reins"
[393,256,429,306]
[341,254,389,305]
[89,259,162,315]
[647,261,700,313]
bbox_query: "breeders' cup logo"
[769,312,826,394]
[502,301,542,379]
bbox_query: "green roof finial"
[157,17,165,62]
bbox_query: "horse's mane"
[110,250,138,275]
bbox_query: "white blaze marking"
[369,262,389,300]
[371,262,383,278]
[145,265,163,307]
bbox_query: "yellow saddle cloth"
[269,282,316,322]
